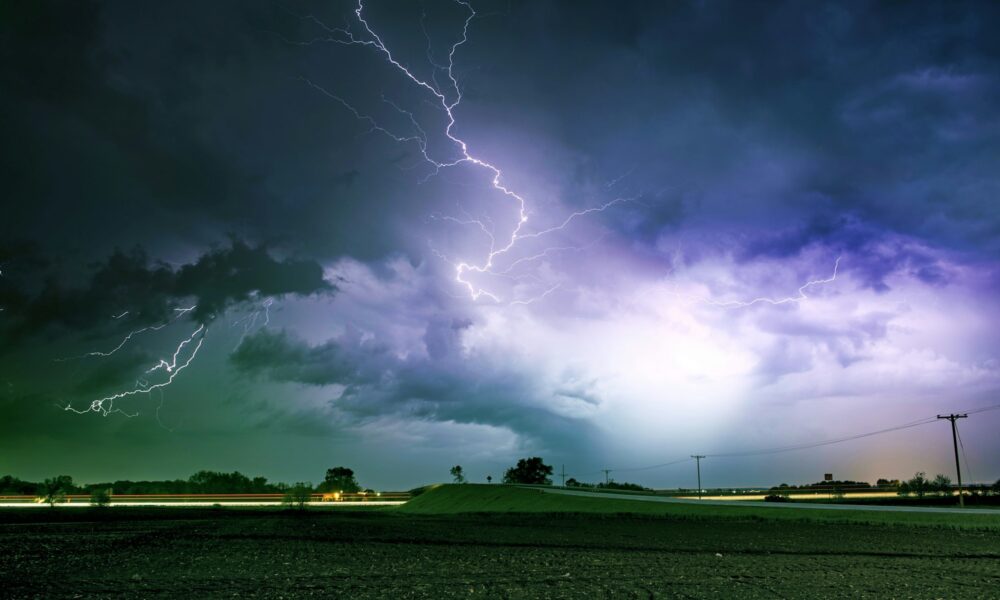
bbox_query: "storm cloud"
[2,0,999,489]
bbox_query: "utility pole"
[691,455,706,500]
[601,469,612,485]
[560,464,566,487]
[937,414,968,508]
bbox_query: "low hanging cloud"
[1,240,334,348]
[229,317,605,455]
[231,328,383,387]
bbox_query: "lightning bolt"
[54,306,196,362]
[63,324,206,417]
[62,296,276,418]
[295,0,627,303]
[232,297,274,350]
[703,256,842,309]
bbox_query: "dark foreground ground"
[2,507,998,598]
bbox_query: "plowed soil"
[2,508,998,598]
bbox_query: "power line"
[609,456,694,473]
[704,416,939,458]
[959,402,1000,416]
[561,402,1000,483]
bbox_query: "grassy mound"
[399,484,1000,530]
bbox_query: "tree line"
[769,473,1000,496]
[0,466,367,503]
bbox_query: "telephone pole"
[691,455,706,500]
[937,414,968,508]
[601,469,612,485]
[560,464,566,487]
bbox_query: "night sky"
[2,0,999,490]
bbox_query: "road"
[0,501,406,508]
[541,488,1000,515]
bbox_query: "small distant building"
[824,473,833,482]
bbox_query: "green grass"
[400,484,1000,530]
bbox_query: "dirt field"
[1,507,998,598]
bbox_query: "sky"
[2,0,999,490]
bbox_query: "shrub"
[90,488,111,508]
[283,483,312,510]
[42,476,73,507]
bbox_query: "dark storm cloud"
[1,241,332,345]
[460,1,1000,260]
[174,242,334,323]
[230,328,378,386]
[741,217,957,292]
[3,0,1000,488]
[0,1,281,258]
[0,0,469,263]
[230,326,599,449]
[4,0,998,267]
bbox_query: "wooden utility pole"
[937,414,968,507]
[560,464,566,487]
[691,456,706,500]
[601,469,612,485]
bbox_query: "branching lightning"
[704,256,842,309]
[63,324,206,417]
[232,297,273,350]
[61,296,278,417]
[296,0,627,303]
[54,306,196,362]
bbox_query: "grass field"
[404,484,1000,529]
[2,485,998,598]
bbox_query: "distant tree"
[486,475,492,484]
[90,488,111,508]
[904,472,930,498]
[502,457,553,485]
[932,474,952,495]
[282,483,313,510]
[597,481,649,492]
[319,467,360,493]
[42,476,73,506]
[565,478,580,487]
[188,470,258,494]
[449,465,466,484]
[0,475,38,495]
[994,478,1000,495]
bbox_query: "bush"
[901,472,930,498]
[764,494,789,503]
[932,474,952,495]
[42,476,73,507]
[90,488,111,508]
[282,483,313,510]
